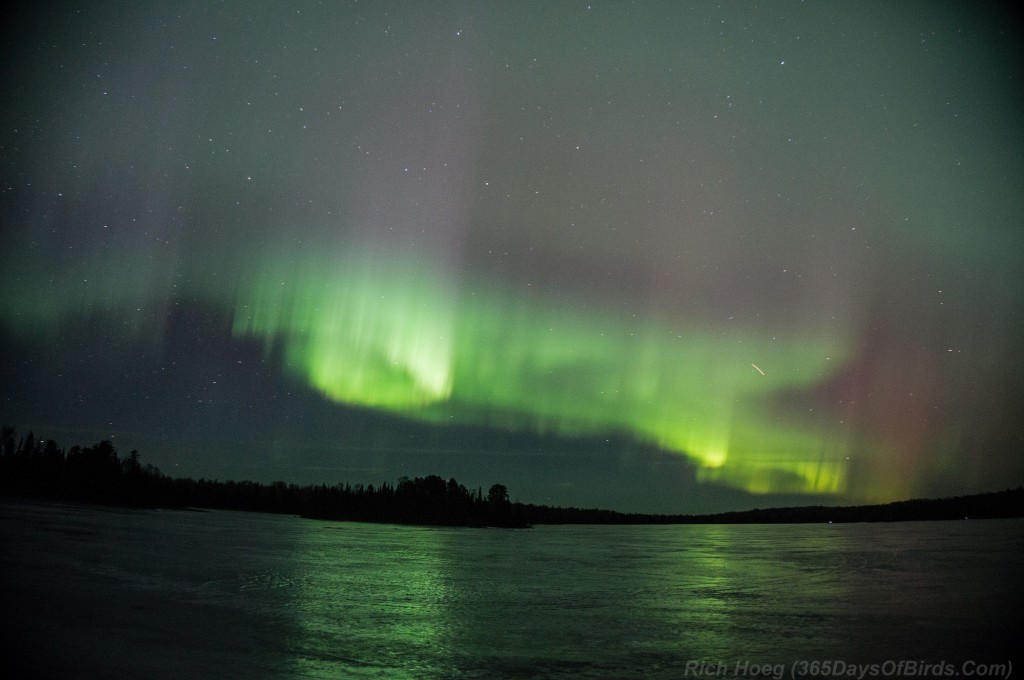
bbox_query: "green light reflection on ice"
[288,521,453,678]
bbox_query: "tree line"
[0,426,526,526]
[2,426,1021,525]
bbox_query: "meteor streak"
[751,363,765,376]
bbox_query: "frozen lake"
[1,500,1019,678]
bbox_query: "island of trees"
[2,426,1022,526]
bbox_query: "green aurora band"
[230,250,857,496]
[2,1,1021,513]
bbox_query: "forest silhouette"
[2,426,1021,526]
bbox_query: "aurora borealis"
[1,1,1022,513]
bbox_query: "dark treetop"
[2,427,1021,526]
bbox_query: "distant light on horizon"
[1,1,1021,513]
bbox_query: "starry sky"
[2,1,1022,514]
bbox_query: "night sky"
[2,1,1022,514]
